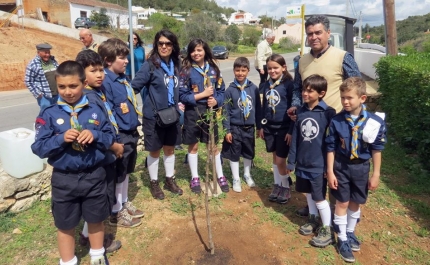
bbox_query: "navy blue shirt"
[31,102,115,172]
[103,68,141,131]
[325,109,387,160]
[287,100,336,174]
[178,65,225,107]
[222,80,262,132]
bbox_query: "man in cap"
[25,43,59,110]
[79,29,99,51]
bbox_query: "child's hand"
[64,129,80,143]
[77,129,94,145]
[259,128,264,139]
[207,96,217,108]
[203,85,214,97]
[285,134,292,146]
[110,142,124,158]
[225,133,233,143]
[287,107,297,121]
[368,171,380,191]
[327,172,338,190]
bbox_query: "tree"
[241,26,261,46]
[224,24,241,44]
[184,13,220,42]
[90,8,110,28]
[279,17,286,24]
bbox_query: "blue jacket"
[31,101,115,172]
[178,65,225,107]
[126,45,145,77]
[222,80,262,132]
[103,68,141,131]
[325,109,387,160]
[261,79,294,128]
[287,101,336,173]
[131,60,180,120]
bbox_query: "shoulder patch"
[35,117,46,125]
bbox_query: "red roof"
[67,0,127,11]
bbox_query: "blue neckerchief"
[234,79,250,120]
[192,61,210,87]
[95,89,119,134]
[57,95,89,130]
[117,77,142,115]
[160,59,175,106]
[345,104,368,159]
[268,75,283,114]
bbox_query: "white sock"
[60,256,78,265]
[147,155,159,181]
[89,247,105,261]
[273,164,280,185]
[188,153,199,179]
[316,200,331,227]
[280,174,290,188]
[163,154,175,177]
[334,214,348,241]
[347,208,361,233]
[215,153,224,178]
[112,181,123,213]
[82,222,89,237]
[306,193,319,216]
[121,174,129,203]
[243,158,252,177]
[229,160,240,180]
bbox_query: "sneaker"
[174,145,184,150]
[104,234,122,253]
[296,205,309,217]
[150,179,165,200]
[310,226,334,247]
[91,253,109,265]
[123,201,144,218]
[299,214,321,235]
[217,176,230,193]
[79,232,89,246]
[109,208,142,228]
[232,179,242,192]
[190,177,201,194]
[347,232,361,252]
[276,186,291,204]
[268,184,281,202]
[337,239,355,263]
[164,176,183,195]
[243,175,255,187]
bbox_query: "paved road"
[0,52,298,132]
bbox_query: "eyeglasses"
[158,41,173,47]
[133,37,137,40]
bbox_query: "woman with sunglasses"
[131,29,183,200]
[126,32,145,80]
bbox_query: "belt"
[232,124,254,130]
[336,155,368,165]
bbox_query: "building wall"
[70,3,135,29]
[274,23,302,44]
[23,0,70,27]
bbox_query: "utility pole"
[346,0,350,17]
[383,0,398,55]
[358,11,362,45]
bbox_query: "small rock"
[12,228,22,234]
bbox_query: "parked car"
[212,46,229,59]
[180,46,188,58]
[74,17,96,29]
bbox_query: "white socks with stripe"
[163,154,175,177]
[188,153,199,179]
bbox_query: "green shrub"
[375,53,430,168]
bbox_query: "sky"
[215,0,430,26]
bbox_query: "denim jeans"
[37,95,58,111]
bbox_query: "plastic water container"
[0,128,44,178]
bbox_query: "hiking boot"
[123,201,144,218]
[268,184,281,202]
[347,231,361,252]
[299,214,321,235]
[217,176,230,192]
[79,233,122,253]
[150,179,165,200]
[276,186,291,204]
[232,179,242,193]
[190,177,201,194]
[310,226,334,247]
[243,175,255,187]
[337,239,355,263]
[109,208,141,228]
[164,176,183,195]
[91,253,109,265]
[288,176,293,186]
[296,205,309,217]
[79,232,89,246]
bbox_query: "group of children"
[31,35,386,264]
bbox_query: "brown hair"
[339,77,367,96]
[98,38,129,68]
[303,74,327,99]
[266,54,293,82]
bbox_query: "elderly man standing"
[254,33,275,92]
[24,43,59,110]
[79,29,99,51]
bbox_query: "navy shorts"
[142,118,181,151]
[182,104,219,145]
[51,166,109,230]
[330,156,370,204]
[221,125,255,161]
[262,125,290,158]
[116,130,139,183]
[295,170,327,201]
[105,162,117,211]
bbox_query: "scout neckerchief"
[86,85,119,134]
[345,104,368,159]
[234,79,250,120]
[57,95,89,151]
[268,75,283,114]
[117,77,142,116]
[192,61,210,87]
[160,59,175,106]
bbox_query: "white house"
[273,23,302,44]
[132,6,157,20]
[228,12,257,25]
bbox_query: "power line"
[349,0,358,18]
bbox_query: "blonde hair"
[339,77,366,96]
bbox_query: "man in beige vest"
[292,15,361,217]
[254,33,275,92]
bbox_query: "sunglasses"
[133,37,137,40]
[158,41,173,47]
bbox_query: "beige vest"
[299,46,346,113]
